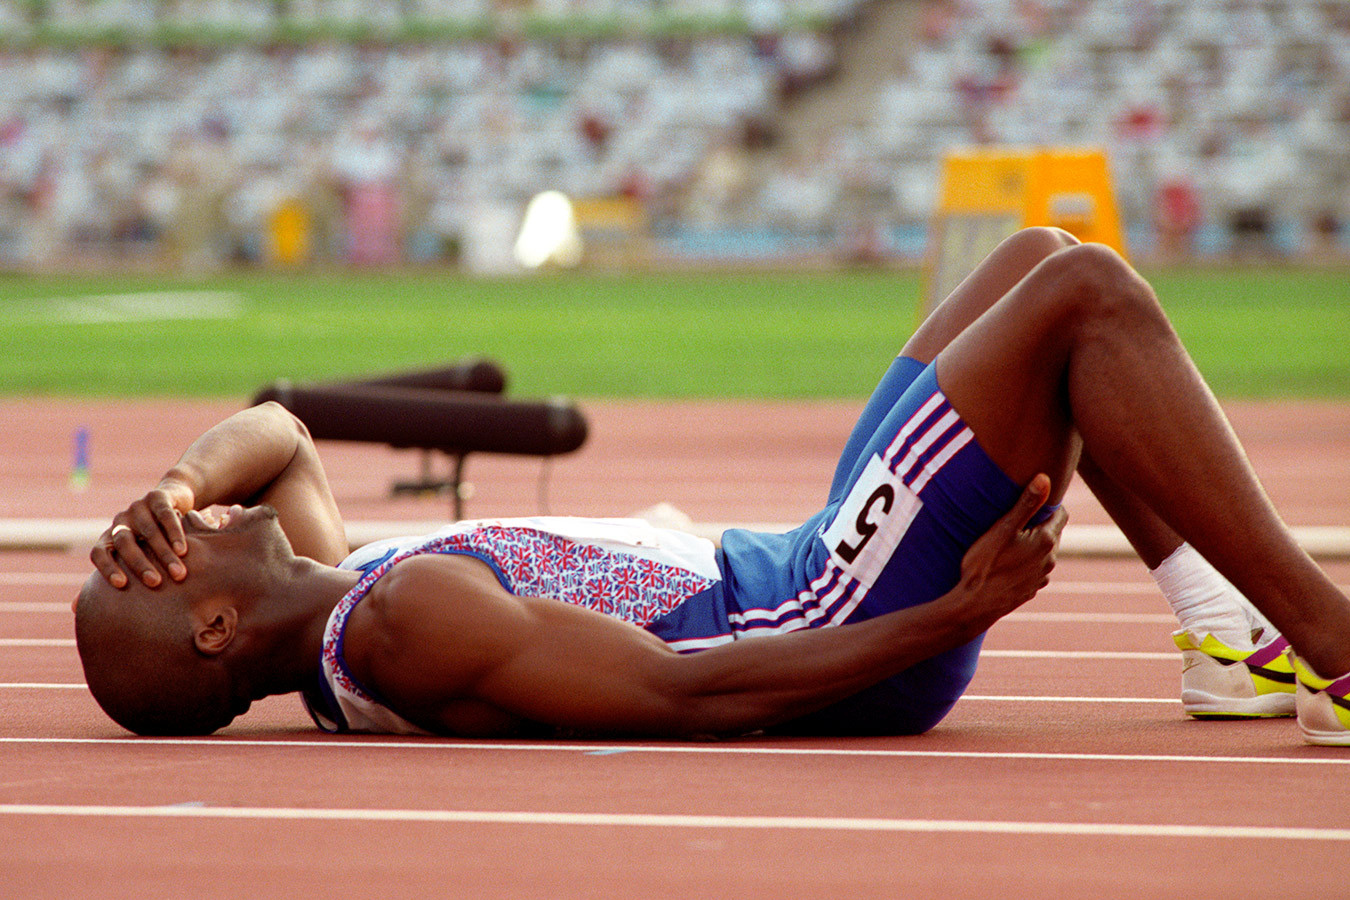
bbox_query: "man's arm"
[91,402,347,588]
[353,477,1064,738]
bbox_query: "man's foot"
[1173,630,1296,718]
[1288,651,1350,746]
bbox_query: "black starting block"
[328,358,508,395]
[252,359,587,519]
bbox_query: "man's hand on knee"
[954,474,1067,625]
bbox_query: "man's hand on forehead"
[90,482,196,590]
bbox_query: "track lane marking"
[0,645,1180,659]
[0,603,1211,624]
[0,602,72,613]
[0,804,1346,841]
[1,575,1167,590]
[963,695,1178,703]
[1003,612,1177,623]
[0,606,1191,623]
[1,573,1346,594]
[0,574,87,587]
[3,736,1345,766]
[0,683,86,689]
[1041,582,1155,594]
[981,650,1174,660]
[2,681,1178,703]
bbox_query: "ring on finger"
[110,524,134,541]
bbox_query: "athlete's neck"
[238,558,361,700]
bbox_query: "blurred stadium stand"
[0,0,1346,270]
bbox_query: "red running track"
[1,397,1348,897]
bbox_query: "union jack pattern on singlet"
[307,518,721,733]
[386,524,715,624]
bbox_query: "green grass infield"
[0,265,1345,400]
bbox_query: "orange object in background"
[926,147,1125,315]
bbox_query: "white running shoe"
[1173,630,1296,718]
[1288,650,1350,746]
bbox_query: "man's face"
[179,503,292,574]
[183,503,281,539]
[77,504,288,614]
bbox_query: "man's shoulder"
[363,552,506,629]
[345,552,512,700]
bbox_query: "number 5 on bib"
[821,453,922,587]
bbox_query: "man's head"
[73,505,291,736]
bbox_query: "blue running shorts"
[713,358,1037,734]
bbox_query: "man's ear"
[193,604,238,656]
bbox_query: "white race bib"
[821,453,922,587]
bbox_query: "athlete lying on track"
[75,229,1350,744]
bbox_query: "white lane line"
[963,695,1178,704]
[0,573,86,587]
[2,681,1177,704]
[0,644,1175,659]
[0,804,1346,841]
[0,602,1200,624]
[0,605,1177,624]
[981,650,1175,660]
[1041,582,1156,595]
[9,603,1181,623]
[0,602,71,614]
[1003,612,1178,624]
[3,736,1346,766]
[1037,582,1350,597]
[0,606,1181,624]
[0,576,1163,592]
[2,573,1346,593]
[0,683,86,690]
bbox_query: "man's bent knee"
[1008,226,1080,258]
[1038,242,1157,320]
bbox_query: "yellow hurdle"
[269,199,312,268]
[925,146,1125,316]
[572,196,651,268]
